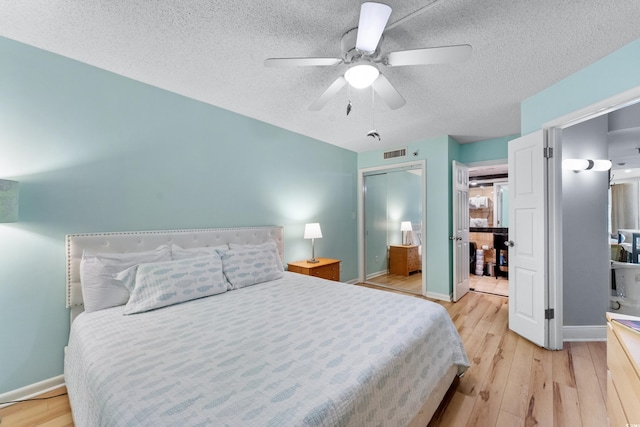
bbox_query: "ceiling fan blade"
[264,57,343,67]
[385,44,472,67]
[355,2,392,53]
[309,76,347,111]
[373,74,405,110]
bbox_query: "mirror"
[468,178,508,229]
[363,165,423,294]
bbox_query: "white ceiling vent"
[383,148,407,160]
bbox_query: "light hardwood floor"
[427,291,608,427]
[0,387,72,426]
[0,290,607,427]
[367,271,423,293]
[469,274,508,297]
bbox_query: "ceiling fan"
[264,2,472,111]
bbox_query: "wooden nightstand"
[287,258,341,281]
[389,245,421,276]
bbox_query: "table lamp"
[304,223,322,263]
[401,221,413,245]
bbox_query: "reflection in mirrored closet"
[363,164,423,294]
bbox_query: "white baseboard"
[0,375,65,409]
[425,291,452,302]
[562,325,607,342]
[366,270,388,280]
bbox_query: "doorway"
[358,161,426,295]
[467,165,509,297]
[539,86,640,349]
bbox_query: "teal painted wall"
[522,38,640,135]
[0,37,357,393]
[458,135,515,164]
[358,136,455,298]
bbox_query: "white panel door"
[508,130,547,347]
[452,161,470,302]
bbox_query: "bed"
[64,226,469,426]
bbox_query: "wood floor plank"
[487,300,509,336]
[571,342,608,427]
[500,335,535,418]
[587,341,607,401]
[495,409,524,427]
[432,391,477,427]
[553,381,581,427]
[457,332,502,397]
[464,331,518,427]
[525,345,554,427]
[552,343,577,388]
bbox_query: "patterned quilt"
[65,272,469,426]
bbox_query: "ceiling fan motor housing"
[341,28,383,64]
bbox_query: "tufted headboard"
[66,226,284,321]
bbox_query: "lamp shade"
[400,221,413,232]
[562,158,612,171]
[304,223,322,239]
[562,159,590,171]
[0,180,18,223]
[591,159,612,171]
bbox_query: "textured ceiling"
[2,1,640,153]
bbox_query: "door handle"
[505,240,515,247]
[449,236,463,241]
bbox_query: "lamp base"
[306,259,320,264]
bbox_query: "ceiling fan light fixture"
[344,64,379,89]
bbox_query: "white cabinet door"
[452,161,470,302]
[508,130,547,347]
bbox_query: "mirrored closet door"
[363,164,424,294]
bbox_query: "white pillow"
[123,255,227,315]
[171,244,228,260]
[80,245,171,313]
[222,244,284,290]
[228,240,284,272]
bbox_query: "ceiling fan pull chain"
[371,86,375,129]
[367,86,381,141]
[347,84,352,116]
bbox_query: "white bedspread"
[65,272,469,427]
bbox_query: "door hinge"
[545,308,555,320]
[543,147,553,158]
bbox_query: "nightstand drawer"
[287,258,341,282]
[311,263,339,281]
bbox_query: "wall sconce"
[304,223,322,263]
[401,221,413,245]
[0,180,19,223]
[562,159,612,172]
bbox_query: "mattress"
[65,272,469,426]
